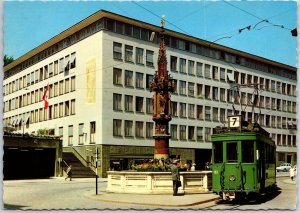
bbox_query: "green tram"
[212,115,276,201]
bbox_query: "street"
[3,175,297,210]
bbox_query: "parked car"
[276,163,291,172]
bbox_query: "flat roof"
[4,10,297,73]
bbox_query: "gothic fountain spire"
[150,15,174,160]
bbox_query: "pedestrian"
[65,165,72,181]
[170,160,180,196]
[290,165,296,181]
[191,163,196,171]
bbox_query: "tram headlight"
[229,174,236,181]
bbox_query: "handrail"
[62,159,69,168]
[69,146,97,172]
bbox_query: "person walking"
[65,165,72,181]
[170,160,180,196]
[290,165,296,181]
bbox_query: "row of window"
[107,18,296,80]
[4,99,76,129]
[3,53,76,96]
[3,76,76,113]
[61,121,96,145]
[112,119,296,146]
[112,93,297,130]
[170,55,296,96]
[113,42,154,67]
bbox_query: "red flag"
[43,84,49,109]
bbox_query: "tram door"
[257,141,265,191]
[224,142,241,189]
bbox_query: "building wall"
[3,13,297,176]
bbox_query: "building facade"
[3,10,297,177]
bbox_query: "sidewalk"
[85,191,219,207]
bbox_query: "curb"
[84,194,219,207]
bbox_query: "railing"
[67,146,96,173]
[107,171,212,194]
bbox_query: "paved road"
[3,176,297,210]
[202,176,297,210]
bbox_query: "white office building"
[3,10,297,177]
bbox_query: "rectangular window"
[49,63,54,77]
[146,98,153,114]
[188,126,195,140]
[179,125,186,140]
[146,74,153,90]
[146,122,154,138]
[213,143,223,163]
[90,122,96,143]
[136,48,144,64]
[179,103,186,117]
[171,101,178,117]
[197,84,203,98]
[68,125,73,145]
[78,123,84,144]
[59,80,64,95]
[188,60,195,75]
[71,76,75,91]
[71,99,75,115]
[136,72,144,88]
[125,120,133,137]
[212,87,218,101]
[197,105,203,120]
[146,50,154,67]
[113,42,122,60]
[205,127,211,141]
[135,121,144,138]
[136,96,143,112]
[212,66,218,80]
[197,127,203,141]
[220,88,226,102]
[54,61,59,75]
[65,78,70,93]
[179,58,186,73]
[213,107,219,121]
[113,93,122,111]
[227,143,238,163]
[188,104,195,118]
[170,56,177,71]
[113,68,122,85]
[205,85,211,99]
[188,82,194,96]
[196,62,203,77]
[205,106,211,120]
[125,70,133,87]
[220,108,226,123]
[59,102,64,117]
[125,45,133,62]
[125,95,133,112]
[204,64,211,79]
[220,68,225,82]
[171,125,178,140]
[70,52,76,69]
[65,101,70,116]
[113,119,122,136]
[179,81,186,95]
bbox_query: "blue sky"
[4,1,297,67]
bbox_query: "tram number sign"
[228,115,241,129]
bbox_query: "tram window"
[213,143,223,163]
[227,142,238,163]
[242,141,254,163]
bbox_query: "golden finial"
[161,15,165,28]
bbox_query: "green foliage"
[4,55,14,66]
[37,128,49,136]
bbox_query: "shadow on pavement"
[4,203,28,210]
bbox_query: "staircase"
[62,152,95,178]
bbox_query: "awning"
[23,114,30,125]
[227,72,235,82]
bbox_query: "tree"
[4,55,14,66]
